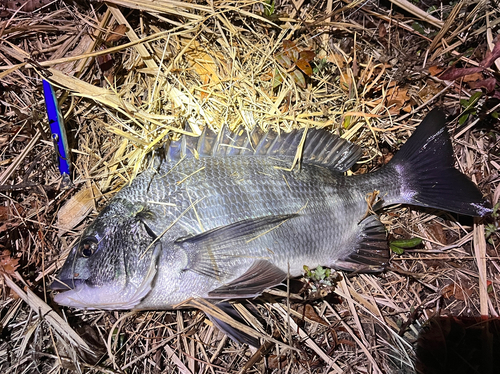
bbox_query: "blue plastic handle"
[42,80,71,178]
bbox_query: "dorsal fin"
[165,126,362,172]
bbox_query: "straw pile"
[0,0,499,372]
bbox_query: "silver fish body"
[52,109,491,312]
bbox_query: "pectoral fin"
[208,260,286,298]
[175,214,297,280]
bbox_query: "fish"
[51,109,491,345]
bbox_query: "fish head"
[51,198,162,310]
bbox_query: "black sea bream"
[52,109,490,342]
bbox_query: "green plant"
[389,237,423,255]
[459,91,482,125]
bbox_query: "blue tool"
[42,80,72,187]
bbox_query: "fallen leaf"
[439,37,500,81]
[184,39,223,88]
[296,59,313,76]
[441,283,473,301]
[417,81,442,101]
[106,24,128,43]
[374,85,411,114]
[268,355,287,369]
[463,72,484,82]
[427,222,446,245]
[0,250,19,276]
[296,304,329,326]
[275,51,293,68]
[290,69,306,88]
[327,53,345,68]
[468,77,497,92]
[0,206,9,220]
[57,185,99,236]
[339,71,352,92]
[378,23,387,38]
[299,50,315,62]
[283,40,300,61]
[428,65,443,76]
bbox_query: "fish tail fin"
[387,109,491,217]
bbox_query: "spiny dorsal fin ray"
[165,126,362,172]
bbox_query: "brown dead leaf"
[327,53,345,68]
[299,50,315,62]
[296,304,329,326]
[275,51,293,69]
[0,206,9,220]
[283,40,300,61]
[0,250,19,276]
[268,355,287,369]
[368,85,412,114]
[106,24,128,43]
[417,82,442,101]
[428,65,443,76]
[290,69,306,88]
[184,40,223,89]
[469,77,497,92]
[386,86,411,114]
[378,23,387,38]
[296,59,313,76]
[339,71,352,92]
[57,185,99,236]
[463,72,484,82]
[441,283,473,301]
[427,222,446,245]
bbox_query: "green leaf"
[273,68,284,88]
[411,22,426,35]
[487,283,494,293]
[492,202,500,217]
[458,113,470,126]
[460,98,469,108]
[390,237,422,248]
[390,244,405,255]
[275,51,292,68]
[303,265,312,277]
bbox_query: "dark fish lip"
[50,278,85,291]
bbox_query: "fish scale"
[52,109,491,345]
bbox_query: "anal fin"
[333,215,388,272]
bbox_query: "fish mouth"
[50,278,85,291]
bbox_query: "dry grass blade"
[473,222,489,316]
[3,274,92,352]
[273,303,344,373]
[388,0,444,28]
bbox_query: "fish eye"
[80,237,98,258]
